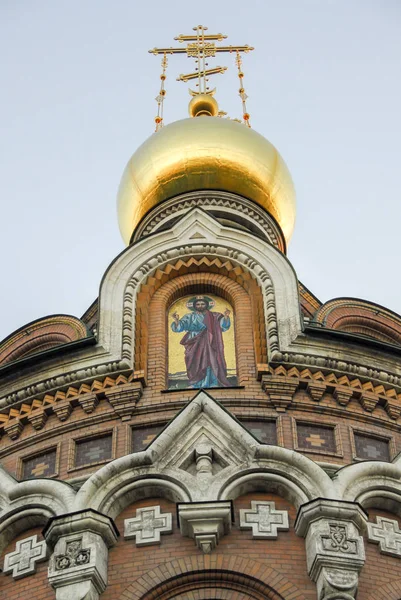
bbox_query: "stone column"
[43,509,119,600]
[295,499,367,600]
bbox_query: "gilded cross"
[149,25,253,96]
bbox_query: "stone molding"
[295,499,367,600]
[177,501,232,553]
[0,393,401,595]
[2,207,401,421]
[0,208,302,410]
[266,364,401,420]
[132,190,286,252]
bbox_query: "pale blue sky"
[1,1,400,340]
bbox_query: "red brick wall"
[104,493,315,600]
[0,527,53,600]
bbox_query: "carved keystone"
[44,509,119,600]
[124,506,172,546]
[261,375,298,412]
[240,501,289,539]
[368,516,401,557]
[178,501,232,553]
[295,499,367,600]
[3,535,48,580]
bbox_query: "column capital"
[295,498,368,538]
[44,509,119,600]
[295,499,368,600]
[43,509,119,550]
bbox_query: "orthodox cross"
[149,25,254,130]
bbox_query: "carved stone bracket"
[44,509,119,600]
[261,375,298,411]
[124,505,172,546]
[105,382,143,420]
[367,516,401,557]
[240,500,289,539]
[3,534,48,580]
[295,499,367,600]
[177,501,232,554]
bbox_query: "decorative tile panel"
[132,424,164,452]
[368,516,401,557]
[22,448,57,479]
[354,433,390,461]
[75,434,112,467]
[241,420,277,445]
[240,501,289,539]
[124,505,172,546]
[296,422,336,453]
[3,535,47,579]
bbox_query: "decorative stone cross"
[3,535,48,580]
[124,505,172,546]
[240,501,289,539]
[368,516,401,557]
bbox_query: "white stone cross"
[368,516,401,557]
[124,505,172,546]
[240,501,289,539]
[3,535,48,579]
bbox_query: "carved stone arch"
[0,477,76,553]
[102,208,301,372]
[0,315,89,366]
[140,269,262,388]
[118,555,308,600]
[313,298,401,345]
[217,451,334,509]
[333,461,401,512]
[75,453,191,518]
[0,506,55,556]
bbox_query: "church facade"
[1,28,401,600]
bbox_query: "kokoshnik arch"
[1,25,401,600]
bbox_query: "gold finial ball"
[117,117,296,245]
[188,94,219,118]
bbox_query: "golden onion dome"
[117,114,296,245]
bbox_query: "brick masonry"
[21,448,57,479]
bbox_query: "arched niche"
[140,270,262,390]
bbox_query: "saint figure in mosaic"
[170,295,232,388]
